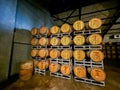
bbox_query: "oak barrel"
[49,63,60,73]
[30,49,38,57]
[86,33,102,45]
[50,37,60,46]
[31,38,38,46]
[88,18,102,29]
[38,49,49,58]
[87,50,104,62]
[61,64,71,76]
[73,34,85,45]
[31,27,38,35]
[38,26,50,35]
[61,36,72,46]
[61,23,72,33]
[39,37,49,46]
[74,66,86,78]
[88,67,106,81]
[50,49,60,59]
[37,60,50,70]
[19,60,33,81]
[61,49,72,60]
[73,20,84,31]
[73,50,85,61]
[50,26,60,34]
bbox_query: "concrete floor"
[6,65,120,90]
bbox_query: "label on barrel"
[73,35,85,45]
[49,63,58,73]
[50,49,58,59]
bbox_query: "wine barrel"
[61,49,72,60]
[87,50,104,62]
[86,33,102,45]
[38,49,49,58]
[49,63,60,73]
[31,38,38,46]
[61,23,72,33]
[31,27,38,35]
[33,60,39,67]
[50,26,60,34]
[38,26,50,35]
[61,64,71,76]
[73,34,85,45]
[30,49,38,57]
[74,66,86,78]
[73,50,85,61]
[88,67,106,81]
[73,20,84,31]
[50,37,60,46]
[37,60,50,70]
[19,60,33,81]
[61,36,72,46]
[88,18,102,29]
[50,49,60,59]
[39,37,49,46]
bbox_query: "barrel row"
[31,33,102,46]
[31,49,104,62]
[31,18,102,35]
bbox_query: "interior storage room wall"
[0,0,54,82]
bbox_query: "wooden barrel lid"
[31,49,38,57]
[49,63,60,73]
[61,49,72,60]
[31,38,38,46]
[38,49,49,58]
[39,37,48,46]
[50,49,60,59]
[91,68,106,81]
[88,18,102,29]
[73,20,84,31]
[61,23,72,33]
[87,34,102,45]
[89,50,104,62]
[37,61,46,70]
[20,60,33,69]
[74,66,86,78]
[50,26,60,34]
[61,36,72,46]
[73,50,85,60]
[31,27,38,35]
[39,26,49,34]
[73,35,85,45]
[50,37,60,46]
[61,64,71,76]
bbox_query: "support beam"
[62,9,76,24]
[53,6,118,21]
[102,8,120,36]
[52,15,71,25]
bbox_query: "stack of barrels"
[30,17,106,83]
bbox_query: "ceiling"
[27,0,110,15]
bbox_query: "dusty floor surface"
[6,65,120,90]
